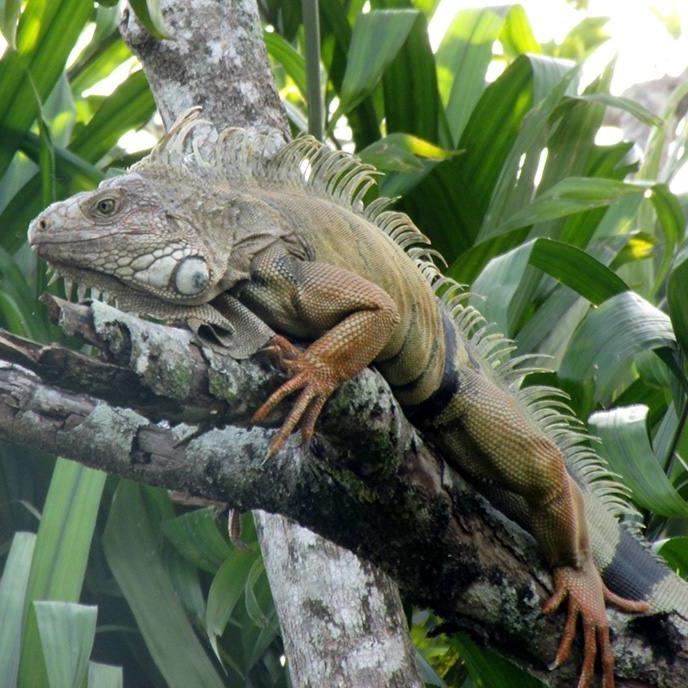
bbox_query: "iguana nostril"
[39,219,47,230]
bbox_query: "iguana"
[28,109,688,687]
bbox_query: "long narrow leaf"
[103,482,226,688]
[17,460,106,688]
[0,532,36,687]
[34,601,97,688]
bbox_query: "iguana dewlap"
[28,110,688,688]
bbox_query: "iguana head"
[28,171,233,308]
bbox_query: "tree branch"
[0,299,685,687]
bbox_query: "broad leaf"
[589,406,688,518]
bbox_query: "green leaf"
[0,531,36,686]
[470,237,627,335]
[453,631,544,687]
[244,557,269,628]
[667,243,688,357]
[657,536,688,578]
[70,37,132,97]
[559,291,675,401]
[70,69,155,164]
[487,178,683,252]
[88,662,123,688]
[435,7,508,145]
[359,133,458,172]
[573,93,662,127]
[103,481,226,688]
[397,54,545,261]
[264,30,307,99]
[319,0,380,148]
[162,507,233,574]
[589,406,688,518]
[339,9,417,113]
[206,550,258,660]
[34,601,97,688]
[18,460,106,688]
[480,64,579,237]
[499,4,541,56]
[382,11,439,143]
[0,0,21,49]
[128,0,171,39]
[0,0,92,178]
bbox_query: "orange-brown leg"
[245,252,400,457]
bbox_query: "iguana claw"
[543,559,649,688]
[252,338,340,458]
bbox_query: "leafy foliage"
[1,1,688,686]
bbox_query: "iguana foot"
[543,559,649,688]
[251,347,340,458]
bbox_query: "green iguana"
[28,109,688,688]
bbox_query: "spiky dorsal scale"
[136,108,642,528]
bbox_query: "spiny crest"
[141,109,641,529]
[134,108,440,264]
[427,262,642,528]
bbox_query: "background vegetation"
[0,0,687,686]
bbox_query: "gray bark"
[119,1,422,686]
[0,298,685,688]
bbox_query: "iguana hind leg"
[242,248,400,457]
[436,367,648,688]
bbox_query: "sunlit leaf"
[359,133,458,172]
[657,536,688,578]
[435,7,508,145]
[264,30,307,98]
[0,0,21,49]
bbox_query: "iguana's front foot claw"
[259,334,301,368]
[543,560,649,688]
[251,350,339,458]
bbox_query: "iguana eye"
[174,256,209,296]
[95,198,116,216]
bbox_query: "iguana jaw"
[45,260,132,305]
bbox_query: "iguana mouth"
[45,261,134,306]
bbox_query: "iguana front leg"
[240,248,400,457]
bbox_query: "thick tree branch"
[0,300,685,687]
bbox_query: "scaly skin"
[28,116,673,687]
